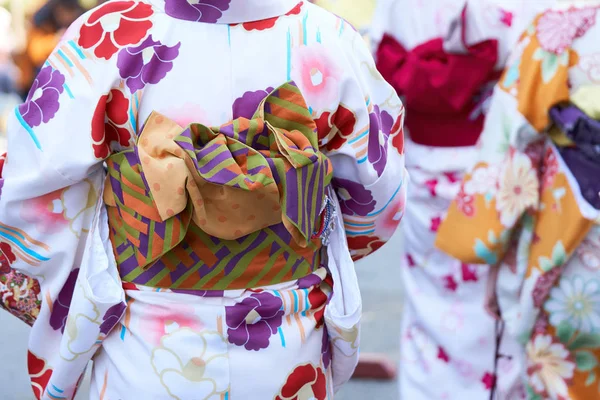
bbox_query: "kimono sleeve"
[0,20,118,285]
[435,19,573,265]
[319,30,407,261]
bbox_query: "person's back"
[0,1,407,398]
[437,1,600,398]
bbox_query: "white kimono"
[0,1,407,399]
[371,1,554,399]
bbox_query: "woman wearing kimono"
[0,1,407,399]
[370,1,553,399]
[437,1,600,398]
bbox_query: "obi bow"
[104,82,333,270]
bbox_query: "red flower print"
[91,88,132,159]
[28,351,53,400]
[430,216,442,232]
[78,1,153,60]
[275,363,327,400]
[443,275,458,292]
[0,242,16,264]
[308,278,331,330]
[316,104,357,152]
[240,2,302,31]
[482,372,496,390]
[437,346,450,363]
[456,187,475,217]
[461,264,478,282]
[541,148,559,189]
[443,172,460,183]
[390,113,404,155]
[406,253,416,268]
[424,179,438,197]
[347,235,385,261]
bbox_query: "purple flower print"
[164,0,231,23]
[99,302,127,335]
[333,178,376,216]
[18,66,65,128]
[298,273,322,289]
[117,36,181,93]
[226,291,284,351]
[50,268,79,333]
[322,328,331,369]
[232,87,274,119]
[368,106,393,177]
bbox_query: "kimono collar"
[147,0,301,24]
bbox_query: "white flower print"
[526,334,575,399]
[464,164,499,196]
[496,152,539,228]
[151,329,229,400]
[579,53,600,83]
[545,276,600,334]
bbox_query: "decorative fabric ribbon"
[104,82,333,270]
[550,95,600,210]
[376,6,499,147]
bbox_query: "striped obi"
[104,82,334,291]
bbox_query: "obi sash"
[104,82,334,291]
[376,7,500,148]
[549,88,600,210]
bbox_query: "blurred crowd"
[0,0,103,139]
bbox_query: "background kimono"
[0,1,407,399]
[437,2,600,399]
[370,1,554,399]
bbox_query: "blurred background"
[0,1,404,399]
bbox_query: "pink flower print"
[461,264,478,282]
[437,346,450,363]
[292,44,341,111]
[443,275,458,292]
[430,216,442,232]
[499,9,513,27]
[424,179,438,197]
[117,36,181,93]
[225,292,284,351]
[537,7,598,54]
[19,66,64,128]
[406,254,416,268]
[456,187,475,217]
[20,190,69,233]
[541,148,559,189]
[579,53,600,83]
[375,190,405,238]
[140,304,203,346]
[443,172,460,183]
[482,372,496,390]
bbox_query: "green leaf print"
[532,48,568,83]
[538,256,554,272]
[586,371,597,386]
[552,242,567,266]
[526,384,543,400]
[556,321,576,344]
[498,113,511,154]
[576,351,598,371]
[569,333,600,351]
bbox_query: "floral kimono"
[370,0,554,399]
[436,3,600,399]
[0,1,407,399]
